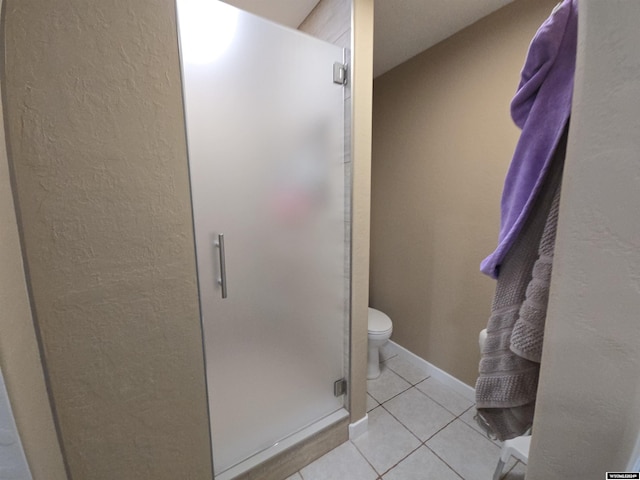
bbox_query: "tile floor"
[287,345,526,480]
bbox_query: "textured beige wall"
[350,0,374,423]
[3,1,212,479]
[0,3,67,477]
[370,0,558,386]
[528,1,640,477]
[0,96,68,480]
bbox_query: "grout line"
[350,403,422,478]
[369,378,458,443]
[384,362,429,387]
[366,393,380,411]
[367,404,382,416]
[377,443,423,478]
[456,417,503,448]
[380,353,398,362]
[423,444,465,480]
[458,405,475,417]
[367,366,415,404]
[349,439,384,477]
[420,416,502,478]
[384,341,475,402]
[502,459,524,479]
[373,389,459,476]
[365,367,503,479]
[456,408,474,426]
[413,378,472,417]
[421,414,458,444]
[369,382,413,405]
[379,402,423,444]
[457,405,503,447]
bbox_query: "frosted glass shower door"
[177,1,347,476]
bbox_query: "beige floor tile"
[502,460,526,479]
[459,406,502,447]
[366,393,379,412]
[426,420,500,480]
[352,406,421,475]
[382,446,460,480]
[380,342,397,361]
[367,365,411,404]
[415,377,473,415]
[299,349,514,480]
[299,441,377,480]
[383,388,455,441]
[384,355,428,385]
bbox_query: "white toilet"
[479,328,487,352]
[368,307,393,379]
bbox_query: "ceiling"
[224,0,516,77]
[223,0,319,31]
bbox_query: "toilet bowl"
[368,307,393,379]
[479,328,487,352]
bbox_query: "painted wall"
[369,0,558,386]
[3,1,212,478]
[528,1,640,477]
[0,2,68,476]
[349,0,374,424]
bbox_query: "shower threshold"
[215,408,349,480]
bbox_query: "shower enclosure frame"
[175,2,353,478]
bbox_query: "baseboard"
[349,414,368,440]
[386,341,476,402]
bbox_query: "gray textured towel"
[475,128,566,441]
[511,186,560,363]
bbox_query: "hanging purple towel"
[481,0,577,279]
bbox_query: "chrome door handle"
[215,233,228,299]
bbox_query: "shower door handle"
[215,233,228,299]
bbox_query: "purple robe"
[481,0,578,278]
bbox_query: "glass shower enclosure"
[176,1,349,478]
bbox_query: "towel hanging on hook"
[480,0,577,280]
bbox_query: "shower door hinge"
[333,378,347,397]
[333,62,347,85]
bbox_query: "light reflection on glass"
[177,0,238,65]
